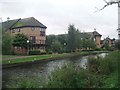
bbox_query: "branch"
[94,0,120,13]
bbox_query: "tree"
[2,32,13,55]
[103,40,110,50]
[67,25,76,52]
[46,35,56,51]
[51,40,63,53]
[95,0,120,12]
[115,39,120,50]
[75,29,82,50]
[12,33,28,48]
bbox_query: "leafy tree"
[12,33,28,48]
[87,39,96,49]
[56,34,67,46]
[67,24,77,52]
[2,32,13,55]
[115,39,120,50]
[51,40,63,53]
[46,35,56,52]
[104,40,110,50]
[75,29,82,50]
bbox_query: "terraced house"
[2,17,47,54]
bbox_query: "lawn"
[2,53,70,64]
[2,51,108,65]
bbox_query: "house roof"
[2,17,47,31]
[93,31,102,36]
[80,32,93,39]
[2,19,20,31]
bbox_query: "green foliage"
[3,76,44,88]
[2,32,13,55]
[12,33,28,48]
[44,64,88,88]
[67,25,76,52]
[88,51,119,75]
[66,24,83,52]
[94,47,102,51]
[47,50,53,54]
[51,40,63,53]
[44,51,119,88]
[82,39,96,50]
[115,40,120,50]
[29,50,40,55]
[46,34,67,53]
[44,63,105,88]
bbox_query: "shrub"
[44,64,88,88]
[94,48,102,51]
[88,57,101,73]
[88,51,119,75]
[29,50,40,55]
[47,51,53,54]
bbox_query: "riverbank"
[2,51,119,88]
[2,51,109,68]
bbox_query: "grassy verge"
[2,51,108,65]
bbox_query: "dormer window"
[18,28,21,32]
[12,29,15,33]
[31,27,35,31]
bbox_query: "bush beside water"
[44,51,119,88]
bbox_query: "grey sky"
[0,0,118,39]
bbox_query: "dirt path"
[2,56,35,60]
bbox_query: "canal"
[2,53,108,88]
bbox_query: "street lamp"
[64,43,66,46]
[63,43,66,52]
[27,40,29,55]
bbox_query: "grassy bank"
[43,51,119,88]
[2,51,108,65]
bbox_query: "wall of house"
[10,27,46,44]
[13,47,27,55]
[95,36,101,48]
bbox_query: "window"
[31,27,35,31]
[30,36,36,43]
[18,28,21,32]
[40,28,45,36]
[12,29,15,33]
[40,40,45,44]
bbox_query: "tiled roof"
[2,19,20,31]
[2,17,47,31]
[93,31,102,36]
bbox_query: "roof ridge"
[9,18,21,29]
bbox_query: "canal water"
[2,53,108,88]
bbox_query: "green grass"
[2,51,108,65]
[103,71,118,88]
[2,55,22,59]
[2,53,71,64]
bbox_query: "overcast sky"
[0,0,118,39]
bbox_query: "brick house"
[101,37,116,48]
[2,17,47,54]
[80,30,102,48]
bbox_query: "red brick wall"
[13,47,27,55]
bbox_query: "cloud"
[0,0,118,39]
